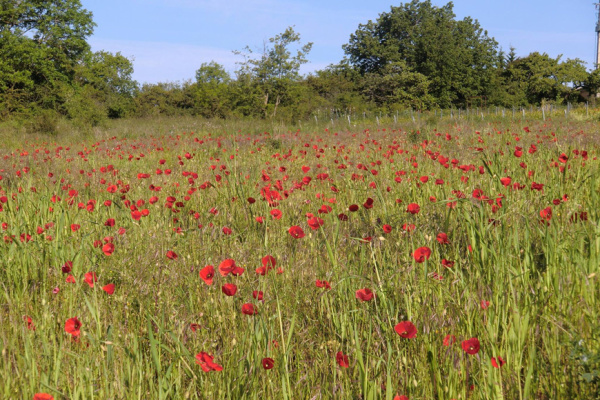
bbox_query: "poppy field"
[3,116,600,399]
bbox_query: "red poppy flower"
[336,351,349,368]
[288,226,305,239]
[441,259,454,268]
[412,247,431,263]
[461,338,480,355]
[222,226,232,235]
[514,147,523,157]
[531,182,544,191]
[253,290,264,300]
[540,207,552,221]
[480,300,490,310]
[242,303,258,315]
[318,204,332,214]
[33,394,54,400]
[262,357,274,370]
[61,261,73,274]
[338,213,349,221]
[307,217,324,230]
[131,210,142,220]
[355,288,374,302]
[65,317,82,337]
[190,323,201,332]
[199,265,215,285]
[402,223,416,232]
[436,233,449,244]
[231,265,245,276]
[302,165,310,173]
[23,315,35,331]
[166,250,178,260]
[222,283,237,296]
[394,321,417,339]
[102,283,115,295]
[348,204,359,212]
[247,197,256,204]
[104,218,115,227]
[382,224,392,234]
[316,280,331,289]
[558,153,568,163]
[363,198,374,209]
[443,334,456,346]
[218,259,236,276]
[84,272,98,288]
[102,243,114,256]
[500,177,512,187]
[70,224,80,232]
[406,203,420,214]
[491,356,505,368]
[262,255,276,269]
[270,209,282,220]
[66,275,76,283]
[256,216,264,224]
[195,352,223,372]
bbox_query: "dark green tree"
[583,68,600,101]
[498,52,587,105]
[69,51,137,121]
[192,61,232,118]
[343,0,499,108]
[0,0,96,117]
[305,63,364,111]
[361,61,436,110]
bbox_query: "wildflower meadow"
[2,114,600,399]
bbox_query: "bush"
[28,109,59,135]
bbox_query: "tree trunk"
[263,92,269,118]
[272,95,280,118]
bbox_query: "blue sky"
[85,0,599,84]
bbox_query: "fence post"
[542,107,545,121]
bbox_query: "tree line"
[2,0,600,130]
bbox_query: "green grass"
[1,114,600,399]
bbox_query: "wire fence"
[309,101,599,128]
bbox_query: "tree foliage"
[0,0,597,128]
[234,26,313,117]
[0,0,137,125]
[496,53,588,106]
[343,0,499,108]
